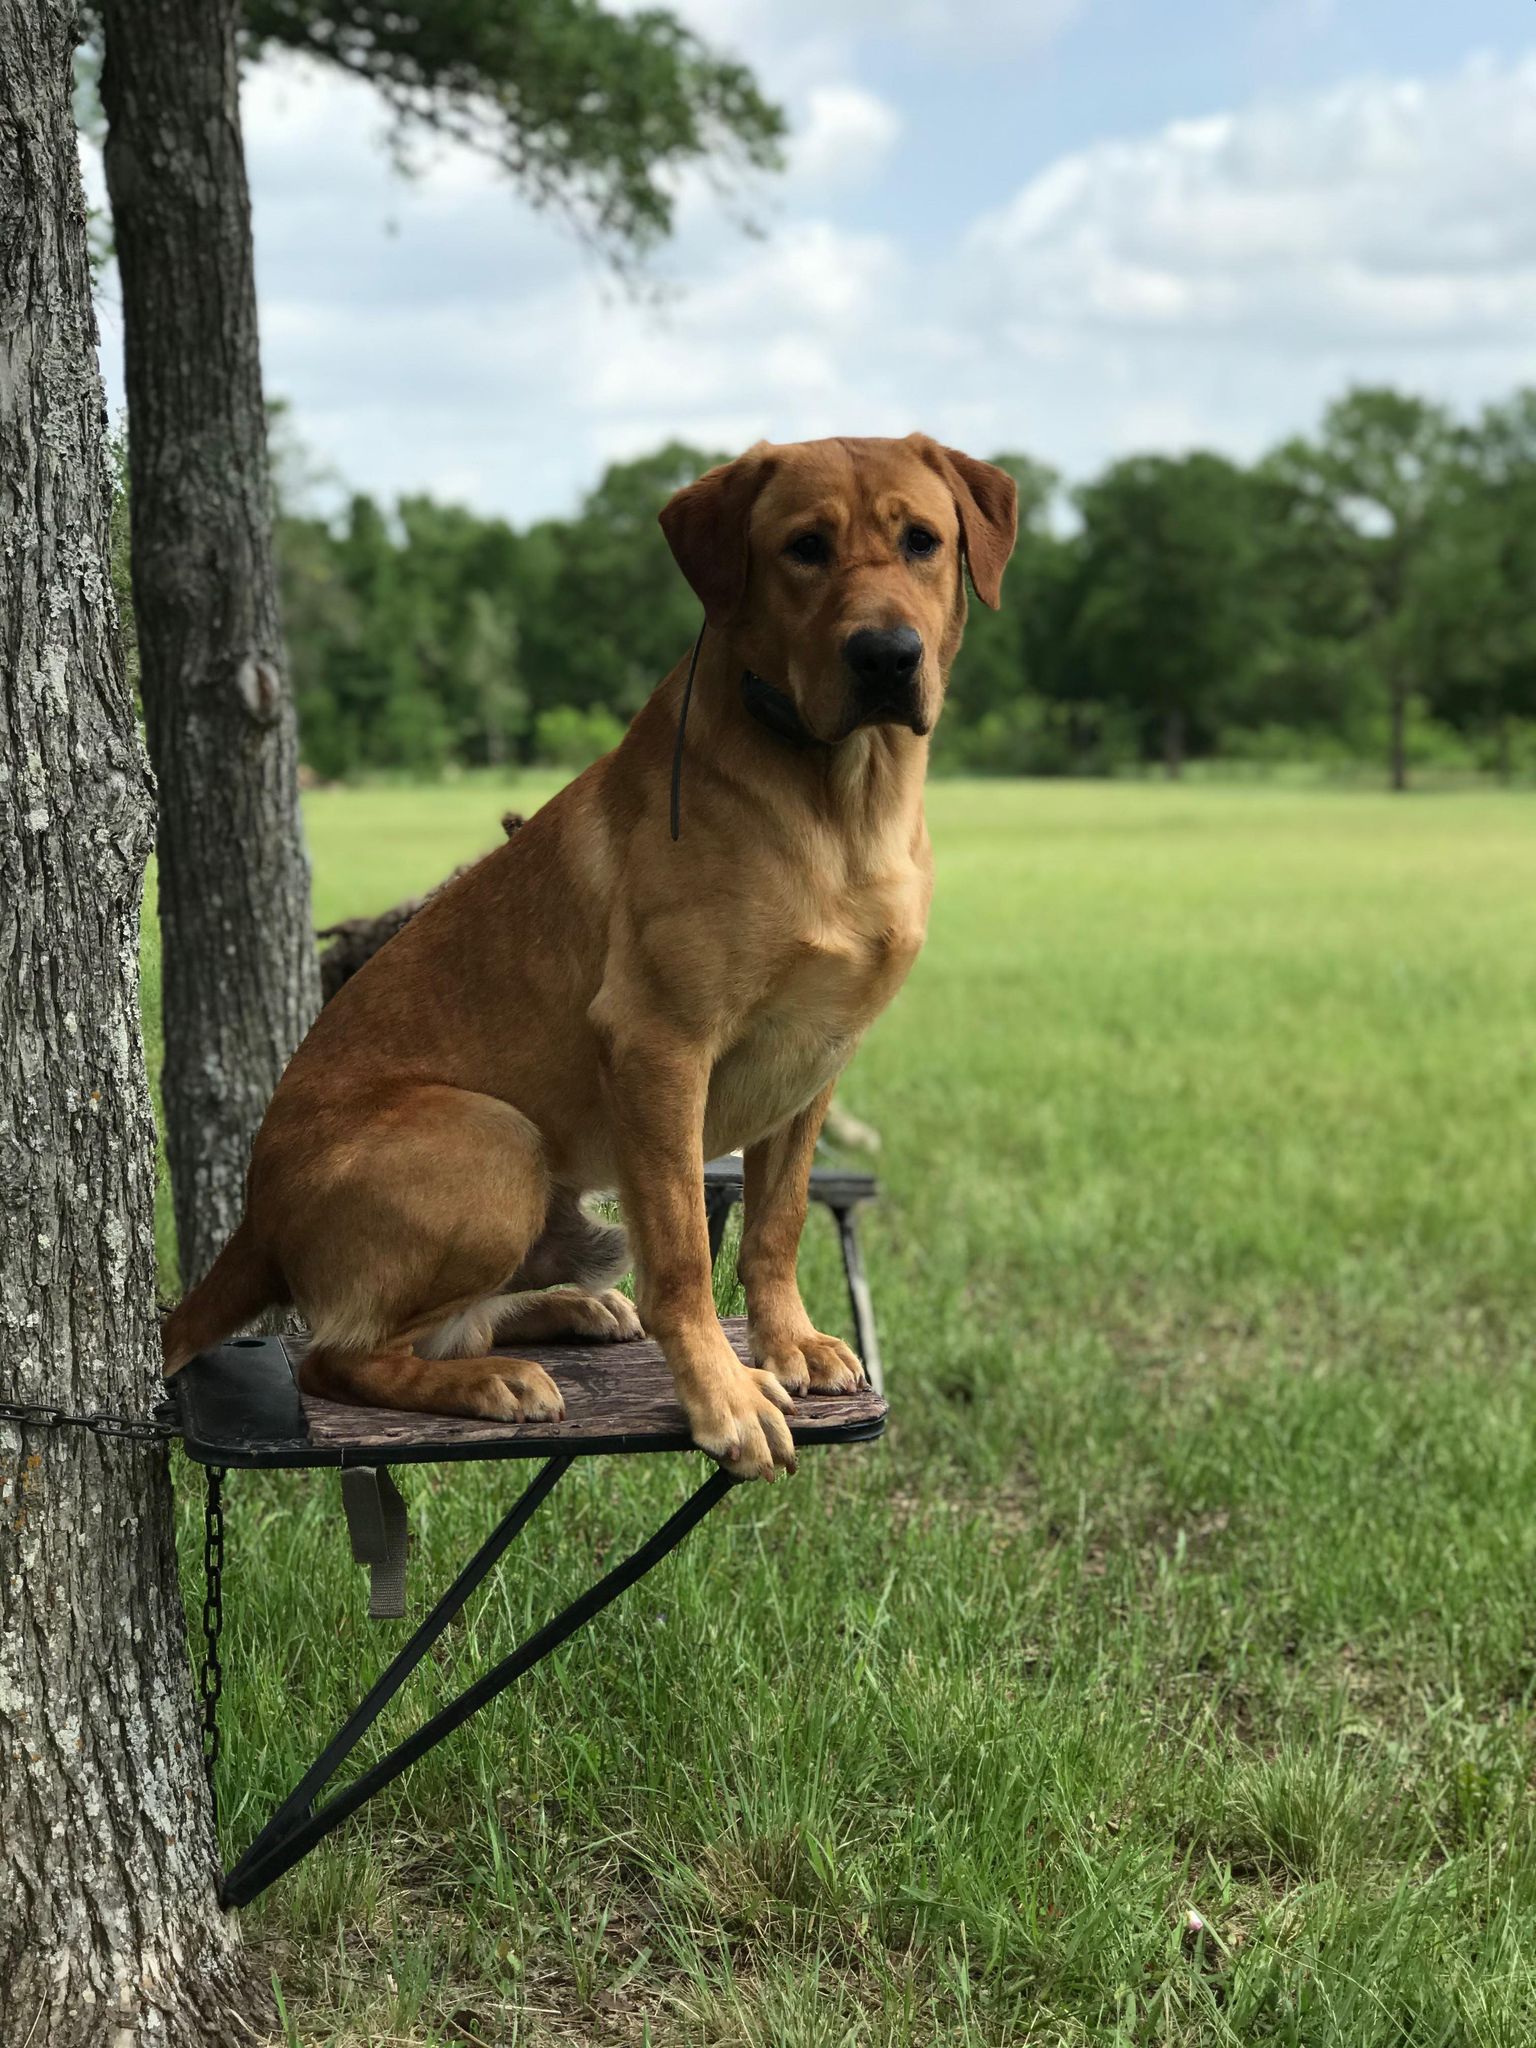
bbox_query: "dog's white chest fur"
[702,892,925,1155]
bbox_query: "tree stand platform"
[173,1318,886,1909]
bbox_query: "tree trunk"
[100,0,321,1290]
[1162,704,1186,780]
[0,6,264,2039]
[1388,677,1408,792]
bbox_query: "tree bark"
[0,5,264,2039]
[100,0,321,1290]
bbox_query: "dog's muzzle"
[843,625,926,734]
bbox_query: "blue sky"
[91,0,1536,522]
[851,0,1530,242]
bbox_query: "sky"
[91,0,1536,525]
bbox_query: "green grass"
[151,778,1536,2045]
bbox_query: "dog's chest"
[704,884,926,1152]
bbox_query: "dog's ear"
[659,446,775,626]
[908,437,1019,609]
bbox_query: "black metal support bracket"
[218,1456,737,1908]
[833,1204,884,1395]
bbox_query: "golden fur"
[162,433,1018,1479]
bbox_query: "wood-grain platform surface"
[175,1316,887,1468]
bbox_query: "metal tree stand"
[171,1318,886,1908]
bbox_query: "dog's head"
[659,434,1018,744]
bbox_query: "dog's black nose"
[844,626,922,702]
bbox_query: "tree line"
[269,387,1536,792]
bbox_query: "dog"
[162,434,1017,1480]
[317,814,883,1153]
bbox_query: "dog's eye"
[904,526,940,559]
[785,532,829,567]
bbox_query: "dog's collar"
[670,624,826,844]
[739,668,825,751]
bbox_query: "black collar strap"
[739,667,824,751]
[670,624,826,843]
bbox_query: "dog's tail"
[161,1218,282,1376]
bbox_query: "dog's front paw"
[488,1357,566,1421]
[686,1361,799,1481]
[752,1328,865,1396]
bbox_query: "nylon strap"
[340,1465,410,1619]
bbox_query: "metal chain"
[200,1466,226,1823]
[0,1399,179,1443]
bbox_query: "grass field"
[153,779,1536,2045]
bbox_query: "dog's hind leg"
[484,1285,643,1346]
[300,1339,565,1422]
[488,1187,642,1344]
[272,1083,566,1421]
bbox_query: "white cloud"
[968,56,1536,349]
[91,45,1536,522]
[790,86,902,187]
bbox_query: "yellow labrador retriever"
[163,434,1018,1479]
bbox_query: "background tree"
[394,498,525,763]
[0,3,259,2033]
[281,490,528,775]
[91,0,782,1287]
[241,0,783,259]
[1415,393,1536,781]
[457,585,525,767]
[1262,387,1461,791]
[933,454,1090,775]
[1067,452,1268,777]
[519,441,727,721]
[101,0,322,1290]
[1219,466,1381,762]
